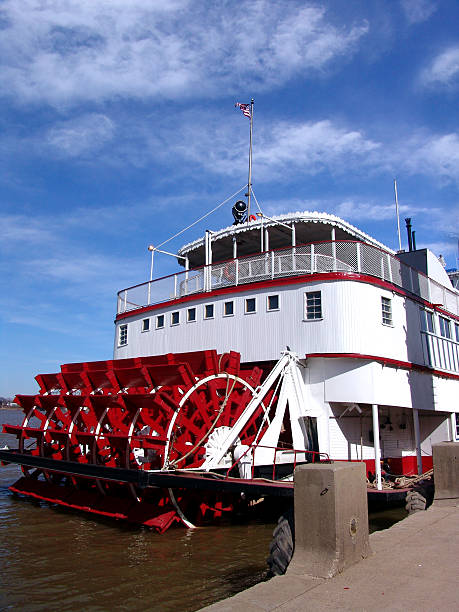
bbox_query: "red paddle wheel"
[3,350,274,532]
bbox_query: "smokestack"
[412,230,416,251]
[405,218,413,252]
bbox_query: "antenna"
[394,179,402,251]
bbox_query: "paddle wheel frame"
[2,349,325,532]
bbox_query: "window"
[305,291,322,320]
[245,298,256,313]
[381,297,392,326]
[439,316,451,339]
[267,295,279,311]
[420,308,435,333]
[455,323,459,343]
[171,311,180,326]
[224,301,234,316]
[204,304,214,319]
[156,314,165,329]
[187,307,196,322]
[142,318,150,332]
[119,324,128,346]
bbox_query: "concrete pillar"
[433,442,459,507]
[288,462,370,579]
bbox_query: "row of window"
[420,308,459,341]
[118,293,458,347]
[118,292,323,346]
[149,294,282,332]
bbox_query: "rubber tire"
[267,506,294,576]
[405,490,427,514]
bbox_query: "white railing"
[421,331,459,373]
[117,240,459,319]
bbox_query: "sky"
[1,0,459,396]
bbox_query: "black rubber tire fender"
[267,505,294,576]
[405,490,427,514]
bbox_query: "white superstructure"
[114,211,459,484]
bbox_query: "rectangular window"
[142,318,150,332]
[439,316,451,339]
[245,298,256,313]
[420,308,435,333]
[187,307,196,322]
[204,304,214,319]
[224,301,234,316]
[119,324,128,346]
[455,323,459,343]
[156,314,165,329]
[171,311,180,326]
[267,295,279,311]
[305,291,322,320]
[381,297,392,326]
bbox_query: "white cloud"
[2,214,56,245]
[405,132,459,182]
[334,199,401,221]
[46,113,115,156]
[157,116,381,181]
[0,1,368,107]
[256,121,380,178]
[400,0,437,24]
[420,46,459,88]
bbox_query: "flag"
[235,102,251,119]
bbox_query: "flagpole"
[394,178,402,251]
[247,98,254,222]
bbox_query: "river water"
[0,409,406,611]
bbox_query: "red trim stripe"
[116,271,459,322]
[305,352,459,381]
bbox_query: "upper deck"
[117,237,459,319]
[115,211,459,377]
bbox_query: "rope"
[366,468,434,490]
[250,189,264,214]
[156,185,247,250]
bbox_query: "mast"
[247,98,254,222]
[394,179,402,251]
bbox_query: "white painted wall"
[114,278,458,416]
[114,279,426,364]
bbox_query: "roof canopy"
[178,211,393,268]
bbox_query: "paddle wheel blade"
[2,349,275,532]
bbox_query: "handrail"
[116,239,459,319]
[224,442,330,481]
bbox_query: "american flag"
[235,102,251,119]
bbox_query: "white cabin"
[114,211,459,480]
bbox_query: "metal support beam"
[372,404,382,490]
[413,408,423,475]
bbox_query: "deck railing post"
[356,242,361,273]
[311,243,315,273]
[271,250,275,279]
[331,228,336,272]
[235,259,239,286]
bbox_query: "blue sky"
[1,0,459,396]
